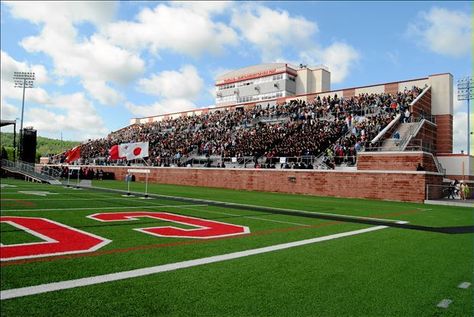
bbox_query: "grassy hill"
[0,132,80,160]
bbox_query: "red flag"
[65,146,81,163]
[109,145,124,160]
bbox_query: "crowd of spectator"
[56,86,423,169]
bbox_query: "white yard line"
[183,207,311,227]
[0,225,387,300]
[245,216,311,226]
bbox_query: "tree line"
[0,132,79,162]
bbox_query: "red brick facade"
[90,165,442,203]
[408,121,437,152]
[411,87,431,118]
[343,88,355,98]
[434,114,453,154]
[384,83,399,94]
[357,152,438,172]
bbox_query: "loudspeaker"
[21,128,37,163]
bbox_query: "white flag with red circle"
[119,142,149,160]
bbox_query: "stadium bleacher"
[58,87,423,169]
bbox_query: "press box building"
[215,63,330,106]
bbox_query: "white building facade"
[215,63,330,106]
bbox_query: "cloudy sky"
[0,1,472,152]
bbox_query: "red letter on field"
[89,212,249,239]
[0,216,110,261]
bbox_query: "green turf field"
[1,177,473,316]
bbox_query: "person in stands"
[404,108,411,123]
[59,88,421,169]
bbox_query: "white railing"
[1,159,62,184]
[370,114,401,145]
[410,85,431,109]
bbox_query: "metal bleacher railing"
[1,159,62,184]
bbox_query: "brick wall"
[357,152,438,172]
[343,88,355,98]
[411,87,431,119]
[408,121,437,152]
[90,165,441,203]
[434,114,453,154]
[384,83,399,95]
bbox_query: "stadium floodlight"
[457,77,473,156]
[13,71,35,161]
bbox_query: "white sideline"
[2,204,209,213]
[183,206,311,227]
[0,225,387,300]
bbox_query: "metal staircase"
[1,159,62,185]
[380,122,420,151]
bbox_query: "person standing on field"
[462,182,470,200]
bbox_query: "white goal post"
[125,169,151,198]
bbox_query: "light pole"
[457,77,473,156]
[13,71,35,161]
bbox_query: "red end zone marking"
[0,217,110,261]
[1,208,419,266]
[1,221,340,267]
[88,212,250,239]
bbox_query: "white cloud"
[20,31,144,105]
[210,67,234,81]
[453,111,467,153]
[317,43,360,84]
[171,1,233,16]
[7,1,116,27]
[131,65,206,118]
[1,51,49,85]
[104,3,238,56]
[126,99,199,118]
[24,93,108,140]
[0,100,19,121]
[407,7,471,57]
[452,85,473,153]
[82,80,123,105]
[453,85,468,114]
[137,65,204,100]
[231,4,317,61]
[230,4,359,83]
[0,49,108,139]
[1,51,52,115]
[299,42,360,83]
[6,2,144,106]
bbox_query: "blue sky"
[0,1,472,152]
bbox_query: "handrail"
[370,86,429,146]
[401,120,424,151]
[370,113,401,144]
[431,154,446,175]
[409,85,430,108]
[1,159,62,184]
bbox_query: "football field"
[1,177,473,316]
